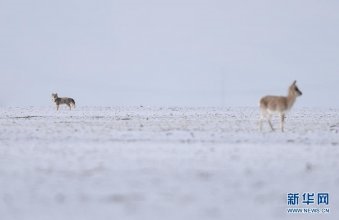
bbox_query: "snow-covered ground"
[0,106,338,220]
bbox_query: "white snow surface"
[0,106,339,220]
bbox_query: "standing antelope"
[259,80,302,132]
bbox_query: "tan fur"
[51,93,76,111]
[259,81,302,132]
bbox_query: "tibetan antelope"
[51,93,76,110]
[259,80,302,132]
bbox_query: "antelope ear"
[292,80,297,85]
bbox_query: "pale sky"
[1,0,338,107]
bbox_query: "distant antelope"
[51,93,76,110]
[259,80,302,132]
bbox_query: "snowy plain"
[0,106,338,220]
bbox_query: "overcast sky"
[1,0,338,107]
